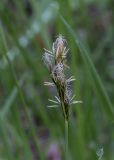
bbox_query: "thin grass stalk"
[1,75,34,160]
[60,15,114,120]
[65,118,68,160]
[61,101,69,160]
[0,24,44,160]
[11,105,34,160]
[0,118,14,160]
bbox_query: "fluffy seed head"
[43,35,82,120]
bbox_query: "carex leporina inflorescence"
[43,35,82,121]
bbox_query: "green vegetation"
[0,0,114,159]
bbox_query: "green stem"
[65,119,68,160]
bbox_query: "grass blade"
[60,15,114,120]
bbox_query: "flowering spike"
[43,35,82,120]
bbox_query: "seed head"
[43,35,82,120]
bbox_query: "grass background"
[0,0,114,159]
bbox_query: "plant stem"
[65,119,68,160]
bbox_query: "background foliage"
[0,0,114,159]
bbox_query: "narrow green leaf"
[1,73,28,118]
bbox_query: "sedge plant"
[43,34,82,159]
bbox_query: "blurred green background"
[0,0,114,159]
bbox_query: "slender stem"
[60,97,69,159]
[65,119,68,160]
